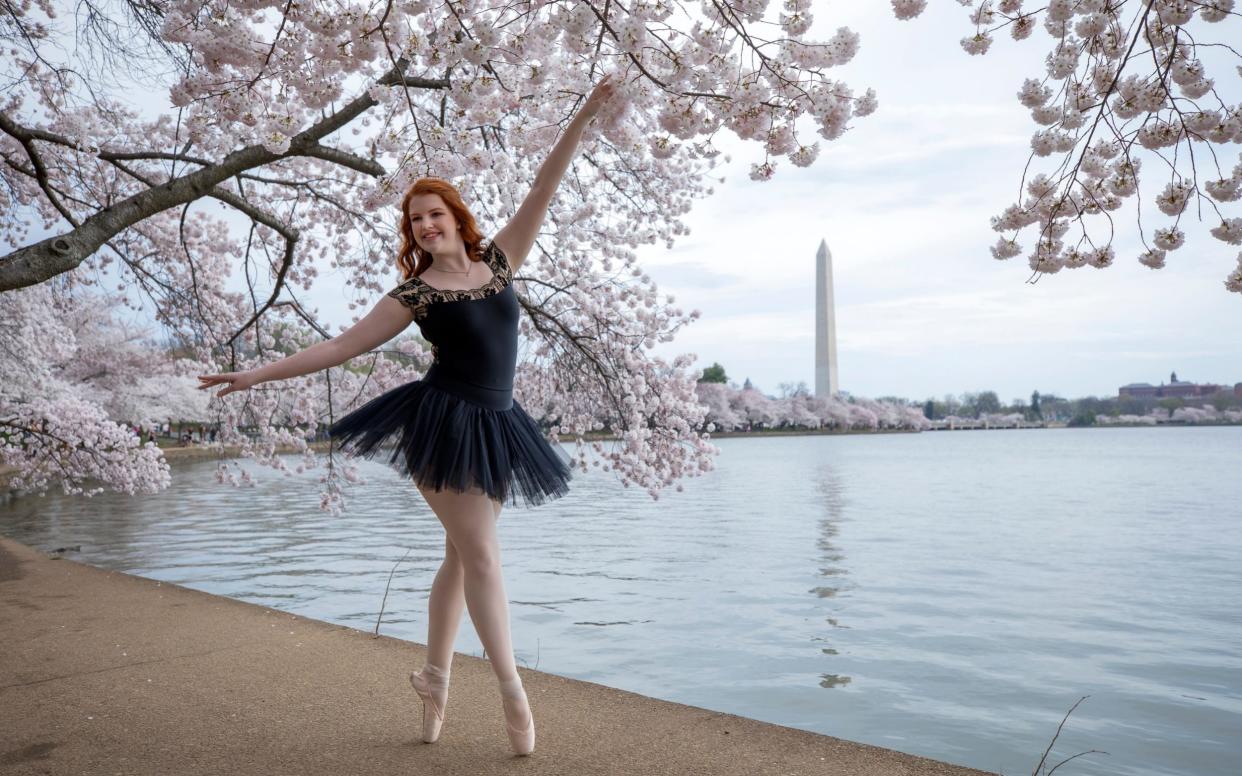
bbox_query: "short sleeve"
[386,277,427,319]
[486,239,513,282]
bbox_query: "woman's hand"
[197,371,258,398]
[580,73,617,121]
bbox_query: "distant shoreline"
[5,422,1237,493]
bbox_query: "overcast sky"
[631,3,1242,402]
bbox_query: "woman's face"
[407,194,459,252]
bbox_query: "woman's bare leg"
[417,485,532,747]
[411,533,468,743]
[417,486,522,679]
[425,534,466,670]
[425,500,503,668]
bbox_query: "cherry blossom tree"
[694,381,742,431]
[0,282,176,496]
[732,384,779,428]
[807,393,852,428]
[1,0,879,506]
[58,293,213,430]
[894,0,1242,293]
[1095,412,1158,424]
[776,393,823,428]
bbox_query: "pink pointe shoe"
[499,676,535,756]
[409,663,451,743]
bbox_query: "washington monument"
[815,239,839,397]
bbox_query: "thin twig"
[1029,695,1109,776]
[373,547,413,637]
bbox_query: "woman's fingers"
[197,374,242,397]
[583,76,616,118]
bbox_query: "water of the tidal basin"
[2,426,1239,776]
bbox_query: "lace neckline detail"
[387,239,512,320]
[411,260,498,294]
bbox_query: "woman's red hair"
[396,178,486,281]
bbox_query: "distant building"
[1119,372,1223,399]
[1118,383,1159,398]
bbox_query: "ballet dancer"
[198,73,618,756]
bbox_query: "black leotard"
[327,237,571,507]
[386,240,519,410]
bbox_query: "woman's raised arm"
[197,296,413,397]
[492,74,618,274]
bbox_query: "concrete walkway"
[0,537,996,775]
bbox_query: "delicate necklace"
[431,261,471,275]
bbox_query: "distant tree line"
[693,364,928,433]
[696,364,1242,430]
[919,389,1242,427]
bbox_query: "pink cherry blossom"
[890,1,1242,294]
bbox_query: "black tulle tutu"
[327,378,572,508]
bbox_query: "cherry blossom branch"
[0,61,445,292]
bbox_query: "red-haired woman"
[198,74,617,756]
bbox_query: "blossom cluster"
[896,0,1242,293]
[0,283,183,496]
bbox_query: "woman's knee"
[454,540,500,579]
[442,540,463,572]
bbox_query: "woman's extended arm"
[197,296,413,397]
[492,74,617,273]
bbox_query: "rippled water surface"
[3,427,1240,776]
